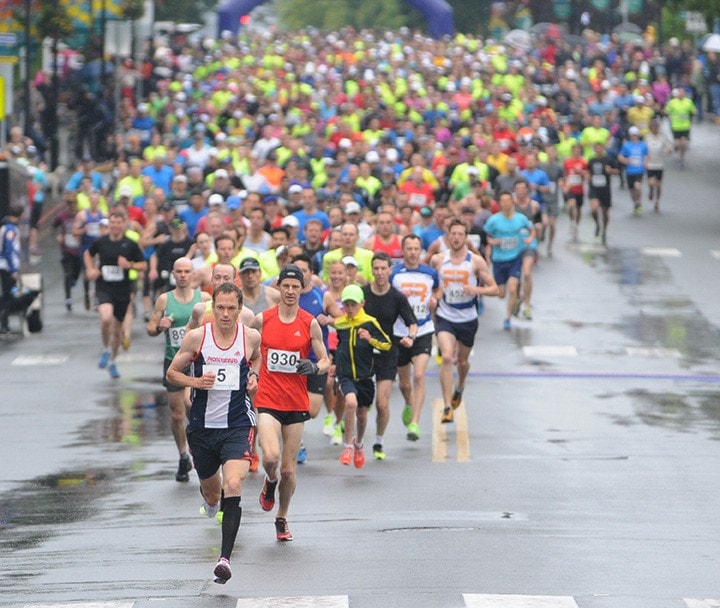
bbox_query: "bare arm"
[309,318,330,374]
[146,292,169,337]
[166,328,215,389]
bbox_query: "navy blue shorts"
[435,315,479,348]
[186,426,254,480]
[492,255,522,287]
[336,376,375,408]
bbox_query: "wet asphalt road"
[1,123,720,608]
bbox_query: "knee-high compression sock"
[220,496,241,560]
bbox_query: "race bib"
[568,174,582,186]
[412,300,428,318]
[409,193,427,207]
[591,175,607,187]
[101,265,124,282]
[86,222,101,237]
[168,326,185,347]
[444,284,471,304]
[202,364,240,390]
[548,182,557,194]
[267,348,300,373]
[500,236,518,251]
[629,156,642,167]
[64,233,80,248]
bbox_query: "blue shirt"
[179,208,208,237]
[483,212,533,262]
[65,170,104,193]
[520,168,551,205]
[620,140,648,176]
[292,209,330,242]
[142,165,175,194]
[420,224,444,251]
[299,286,328,361]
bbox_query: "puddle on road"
[74,385,172,447]
[0,467,123,551]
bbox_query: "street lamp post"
[23,0,32,136]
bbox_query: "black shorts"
[374,346,399,381]
[29,203,43,229]
[397,333,433,367]
[435,315,479,348]
[96,288,131,323]
[590,191,612,208]
[187,426,254,480]
[564,192,584,207]
[336,376,375,408]
[647,169,663,181]
[626,173,644,189]
[672,129,689,140]
[163,358,188,393]
[257,408,310,426]
[306,372,328,395]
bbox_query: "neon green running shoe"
[406,422,421,441]
[401,404,412,427]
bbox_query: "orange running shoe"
[339,446,353,465]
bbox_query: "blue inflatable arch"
[217,0,454,40]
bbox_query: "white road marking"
[523,346,578,357]
[464,595,579,607]
[625,347,681,357]
[710,250,720,259]
[12,354,70,366]
[684,600,720,608]
[24,603,135,608]
[641,247,681,257]
[236,596,349,608]
[114,352,160,363]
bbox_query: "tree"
[665,0,716,26]
[154,0,217,24]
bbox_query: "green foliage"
[665,0,716,27]
[37,2,73,40]
[154,0,217,24]
[121,0,145,21]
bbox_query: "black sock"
[220,496,241,560]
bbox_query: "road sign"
[686,11,707,34]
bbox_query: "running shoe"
[296,445,307,464]
[330,424,343,445]
[633,205,643,216]
[451,387,463,410]
[503,319,512,331]
[601,231,607,246]
[521,305,533,320]
[121,335,131,351]
[512,299,521,317]
[259,476,278,511]
[406,422,421,441]
[275,517,293,541]
[401,404,413,427]
[65,298,72,311]
[108,363,121,379]
[249,452,259,472]
[322,413,335,436]
[215,510,224,524]
[200,501,220,519]
[595,223,600,237]
[213,557,232,584]
[373,444,386,460]
[441,407,454,424]
[98,351,110,369]
[353,444,365,469]
[339,446,353,465]
[176,455,192,482]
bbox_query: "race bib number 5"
[267,349,300,373]
[202,364,240,390]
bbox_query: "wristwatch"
[408,335,416,342]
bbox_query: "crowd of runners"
[2,23,714,583]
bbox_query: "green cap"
[341,284,364,304]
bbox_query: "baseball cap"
[169,218,185,229]
[226,195,242,210]
[239,257,261,272]
[214,169,229,179]
[628,126,640,136]
[263,195,279,204]
[118,185,133,198]
[420,206,433,217]
[381,180,394,188]
[161,202,175,211]
[339,177,352,186]
[341,284,364,304]
[208,193,225,206]
[277,263,305,287]
[275,245,288,258]
[282,215,299,228]
[344,201,361,215]
[288,184,303,194]
[366,150,380,163]
[341,255,358,267]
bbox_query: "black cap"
[169,217,185,229]
[277,263,305,288]
[239,257,261,272]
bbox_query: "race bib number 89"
[267,349,300,373]
[203,364,240,390]
[168,326,185,347]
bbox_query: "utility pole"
[23,0,31,136]
[100,0,107,87]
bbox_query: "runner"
[430,218,498,424]
[251,264,330,541]
[53,193,82,311]
[538,145,564,257]
[83,210,146,378]
[483,192,536,331]
[165,282,261,584]
[644,119,674,212]
[334,283,392,468]
[362,252,417,459]
[562,143,587,242]
[146,256,209,481]
[391,234,440,441]
[664,87,696,169]
[587,142,619,245]
[618,126,649,216]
